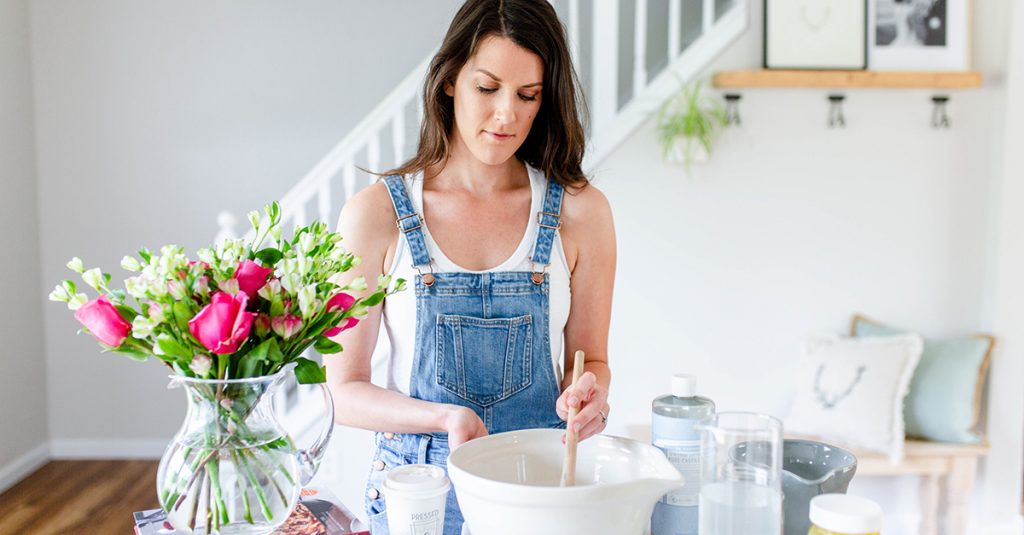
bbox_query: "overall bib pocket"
[435,314,533,406]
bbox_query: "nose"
[494,94,517,125]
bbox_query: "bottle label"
[652,413,701,507]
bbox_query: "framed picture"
[868,0,970,70]
[764,0,867,70]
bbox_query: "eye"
[476,86,498,94]
[518,94,538,102]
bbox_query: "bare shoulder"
[336,180,398,262]
[559,182,615,271]
[561,182,614,236]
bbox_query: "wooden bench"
[626,425,988,535]
[843,438,989,535]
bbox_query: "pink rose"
[326,292,355,313]
[324,317,359,338]
[74,295,131,347]
[235,260,274,298]
[188,291,255,355]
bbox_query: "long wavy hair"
[381,0,589,188]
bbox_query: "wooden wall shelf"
[712,70,983,89]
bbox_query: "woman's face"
[446,35,543,167]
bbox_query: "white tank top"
[371,165,572,395]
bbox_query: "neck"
[427,136,527,194]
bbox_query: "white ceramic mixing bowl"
[447,429,684,535]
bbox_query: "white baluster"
[318,180,332,225]
[214,211,238,243]
[669,0,681,58]
[568,0,581,71]
[703,0,715,32]
[392,108,406,164]
[367,134,381,175]
[591,0,620,131]
[292,206,307,230]
[634,0,648,94]
[343,160,357,200]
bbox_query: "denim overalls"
[365,173,567,534]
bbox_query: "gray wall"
[0,0,48,475]
[30,0,461,449]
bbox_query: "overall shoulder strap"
[530,178,565,268]
[382,175,432,268]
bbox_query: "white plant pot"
[665,136,710,166]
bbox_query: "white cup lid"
[810,494,883,533]
[672,374,696,397]
[383,464,451,494]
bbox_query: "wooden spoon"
[560,350,586,487]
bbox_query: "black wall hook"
[932,95,951,129]
[828,94,846,128]
[724,93,742,126]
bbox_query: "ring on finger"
[598,409,608,423]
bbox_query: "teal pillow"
[852,315,994,444]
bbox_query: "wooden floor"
[0,460,159,535]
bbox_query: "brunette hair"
[382,0,588,188]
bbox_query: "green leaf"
[360,291,386,308]
[254,248,283,266]
[111,346,149,362]
[294,357,327,384]
[236,338,283,377]
[172,301,193,334]
[156,333,192,361]
[313,337,342,354]
[108,289,127,303]
[138,248,152,264]
[114,305,138,323]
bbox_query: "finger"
[573,396,604,427]
[569,372,597,404]
[577,415,606,441]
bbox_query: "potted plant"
[655,79,728,168]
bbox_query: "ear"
[444,81,454,98]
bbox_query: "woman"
[326,1,615,532]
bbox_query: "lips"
[486,131,513,140]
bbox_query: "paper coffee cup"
[383,464,451,535]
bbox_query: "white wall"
[594,0,1020,532]
[0,0,49,490]
[29,0,462,453]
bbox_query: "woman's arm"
[555,183,616,440]
[324,181,487,448]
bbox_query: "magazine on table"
[133,486,368,535]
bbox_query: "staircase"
[218,0,749,439]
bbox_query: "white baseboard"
[0,443,50,494]
[49,438,167,459]
[968,516,1024,535]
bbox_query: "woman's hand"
[556,371,609,442]
[444,405,488,450]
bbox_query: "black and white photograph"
[875,0,948,47]
[869,0,970,69]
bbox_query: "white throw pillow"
[785,334,923,463]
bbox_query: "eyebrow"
[475,69,542,89]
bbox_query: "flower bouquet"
[50,202,403,534]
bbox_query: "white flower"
[346,276,367,292]
[297,284,318,319]
[124,277,147,299]
[193,276,210,297]
[49,284,70,302]
[247,210,261,231]
[66,257,84,273]
[218,278,240,295]
[167,280,187,300]
[189,354,212,376]
[68,293,88,311]
[270,225,282,242]
[197,247,216,266]
[120,256,142,272]
[258,278,281,301]
[157,245,187,277]
[280,272,301,294]
[82,268,104,291]
[299,233,314,254]
[132,316,155,338]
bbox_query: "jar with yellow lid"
[807,494,883,535]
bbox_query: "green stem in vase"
[242,447,289,508]
[231,450,255,525]
[161,446,201,511]
[236,445,274,521]
[208,455,230,526]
